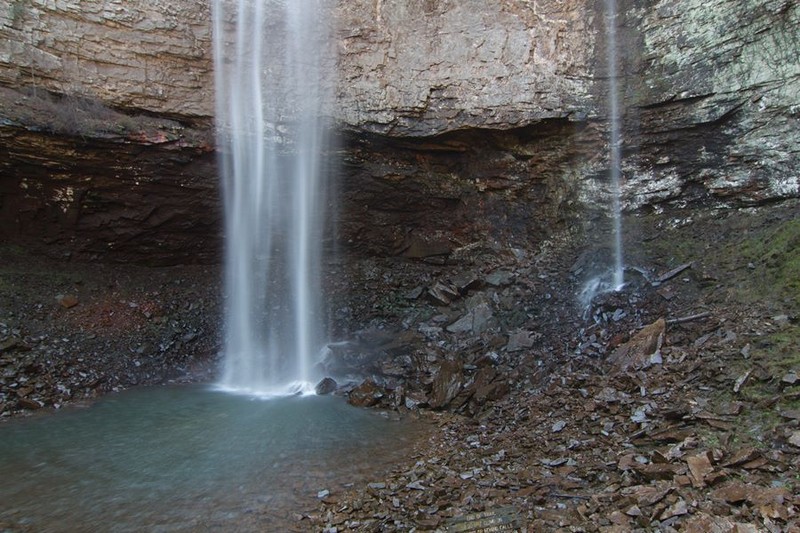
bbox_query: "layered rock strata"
[0,0,798,263]
[610,0,800,208]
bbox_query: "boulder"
[607,318,666,372]
[485,269,514,287]
[347,379,384,408]
[17,397,43,410]
[429,360,463,409]
[56,294,79,309]
[446,303,494,335]
[505,330,539,352]
[427,282,460,306]
[315,377,338,395]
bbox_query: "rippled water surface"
[0,385,426,532]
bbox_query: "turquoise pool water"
[0,385,424,531]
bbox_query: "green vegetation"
[735,217,800,309]
[753,321,800,375]
[636,206,800,458]
[640,208,800,311]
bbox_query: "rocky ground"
[0,249,221,416]
[2,201,799,532]
[304,201,800,532]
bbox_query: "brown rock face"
[335,0,595,136]
[0,88,219,265]
[607,318,666,372]
[348,378,384,407]
[0,0,598,264]
[338,121,602,258]
[1,0,798,265]
[0,0,593,131]
[430,360,463,410]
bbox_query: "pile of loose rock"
[0,256,220,418]
[3,205,799,532]
[302,214,800,531]
[307,287,799,531]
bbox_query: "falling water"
[606,0,625,290]
[578,0,625,311]
[211,0,333,396]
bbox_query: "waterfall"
[578,0,625,311]
[606,0,625,290]
[211,0,333,396]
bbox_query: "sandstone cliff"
[0,0,798,263]
[0,0,594,130]
[0,0,213,118]
[335,0,594,135]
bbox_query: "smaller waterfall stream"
[578,0,625,311]
[212,0,333,396]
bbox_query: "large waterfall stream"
[212,0,334,396]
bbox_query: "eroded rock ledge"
[0,87,218,265]
[0,95,599,264]
[0,0,798,265]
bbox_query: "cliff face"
[615,0,800,209]
[0,0,213,118]
[0,0,798,263]
[0,0,593,129]
[0,86,218,264]
[335,0,595,136]
[0,0,217,263]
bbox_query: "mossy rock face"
[634,203,800,313]
[610,202,800,452]
[734,218,800,309]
